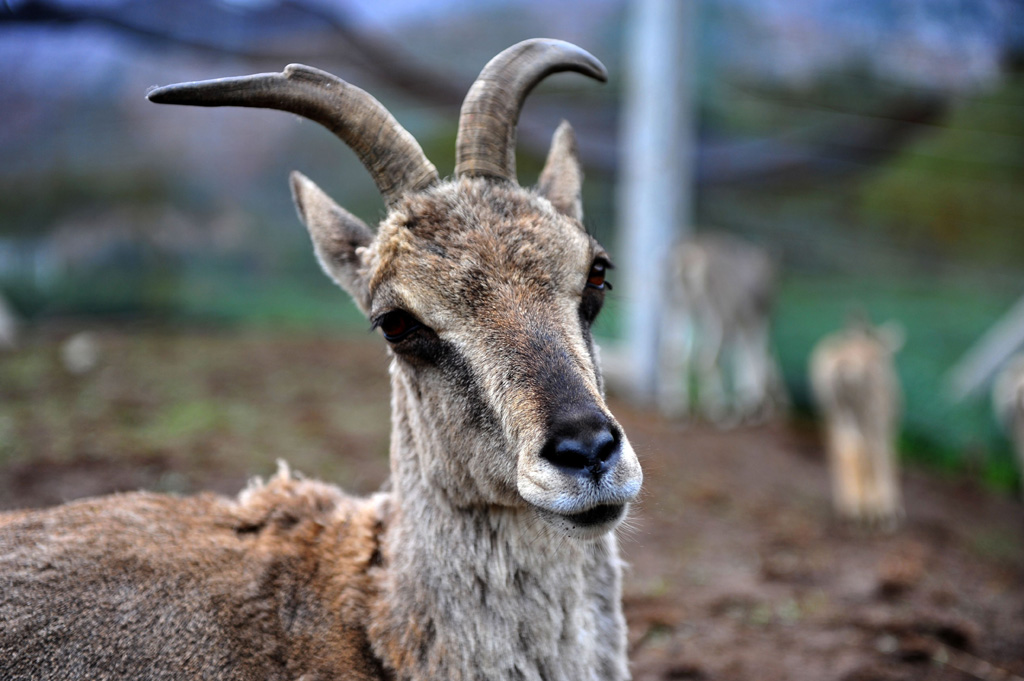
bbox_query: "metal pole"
[618,0,698,403]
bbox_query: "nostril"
[595,427,620,464]
[544,438,594,471]
[540,415,622,480]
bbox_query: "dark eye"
[375,310,421,342]
[586,260,613,290]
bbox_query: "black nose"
[540,408,622,480]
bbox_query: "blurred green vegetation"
[860,73,1024,266]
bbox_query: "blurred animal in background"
[657,231,786,426]
[991,353,1024,498]
[810,314,905,530]
[0,40,642,681]
[0,292,20,350]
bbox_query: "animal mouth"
[563,503,625,527]
[532,502,627,538]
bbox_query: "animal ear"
[537,120,584,222]
[290,171,373,314]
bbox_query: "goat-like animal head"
[148,39,642,539]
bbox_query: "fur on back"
[0,466,388,681]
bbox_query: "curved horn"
[455,39,607,183]
[147,64,439,207]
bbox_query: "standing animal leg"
[732,324,771,423]
[1016,427,1024,501]
[694,313,730,424]
[658,302,695,420]
[765,348,789,414]
[859,443,899,531]
[875,444,904,530]
[828,417,866,522]
[861,400,903,530]
[1013,401,1024,501]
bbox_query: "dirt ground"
[1,326,1022,680]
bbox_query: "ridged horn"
[455,39,607,183]
[147,64,439,207]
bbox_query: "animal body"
[658,231,785,425]
[0,40,643,681]
[992,353,1024,498]
[809,317,904,530]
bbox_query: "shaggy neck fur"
[368,364,630,681]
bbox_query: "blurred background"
[3,0,1024,488]
[4,2,1024,678]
